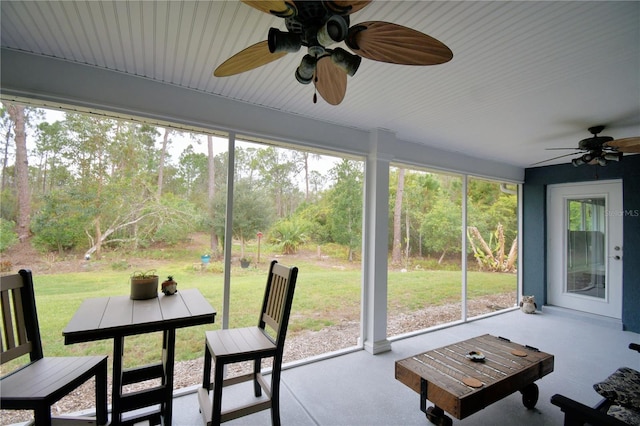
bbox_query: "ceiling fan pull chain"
[313,81,318,103]
[313,58,319,104]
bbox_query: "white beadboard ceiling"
[1,1,639,168]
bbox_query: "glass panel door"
[547,180,623,319]
[566,198,606,299]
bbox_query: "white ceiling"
[1,1,639,168]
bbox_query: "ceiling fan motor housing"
[578,135,614,151]
[285,1,350,48]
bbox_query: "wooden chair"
[1,269,108,425]
[198,260,298,426]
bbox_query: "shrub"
[269,218,309,254]
[31,192,89,253]
[0,219,19,252]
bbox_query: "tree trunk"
[304,152,310,201]
[207,135,219,255]
[7,104,31,241]
[1,119,11,192]
[157,128,170,199]
[505,236,518,272]
[495,223,505,268]
[94,217,102,258]
[404,203,410,264]
[391,168,405,265]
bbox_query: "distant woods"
[0,105,517,269]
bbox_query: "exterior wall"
[524,154,640,332]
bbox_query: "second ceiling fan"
[214,0,453,105]
[534,125,640,167]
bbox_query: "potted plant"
[130,270,159,300]
[240,257,251,269]
[161,275,178,295]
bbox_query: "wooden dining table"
[63,288,216,425]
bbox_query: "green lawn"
[4,258,515,372]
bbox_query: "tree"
[421,195,462,263]
[467,224,518,272]
[176,145,208,198]
[157,127,172,198]
[6,103,30,241]
[326,159,363,261]
[65,114,115,257]
[391,167,405,265]
[34,120,72,195]
[31,188,92,253]
[1,106,13,192]
[255,147,300,218]
[293,151,321,201]
[308,170,324,201]
[207,135,219,254]
[402,171,439,258]
[212,178,273,258]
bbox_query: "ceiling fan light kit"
[571,151,622,167]
[536,125,640,167]
[214,0,453,105]
[268,28,302,53]
[296,54,317,84]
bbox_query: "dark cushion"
[607,404,640,426]
[594,367,640,408]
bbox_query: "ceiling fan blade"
[214,41,287,77]
[346,21,453,65]
[545,148,582,151]
[530,152,581,166]
[323,1,372,15]
[315,56,347,105]
[605,137,640,153]
[241,0,295,17]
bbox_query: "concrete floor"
[170,307,639,426]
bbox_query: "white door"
[547,180,623,318]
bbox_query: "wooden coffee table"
[395,334,554,425]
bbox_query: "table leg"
[421,379,452,426]
[162,328,177,425]
[112,336,125,425]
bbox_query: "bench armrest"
[550,394,628,426]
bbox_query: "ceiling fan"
[213,0,453,105]
[533,125,640,167]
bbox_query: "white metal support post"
[222,132,236,330]
[361,129,393,354]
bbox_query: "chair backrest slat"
[259,260,298,350]
[0,270,43,365]
[1,275,22,354]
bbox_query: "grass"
[2,242,516,374]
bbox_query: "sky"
[37,105,340,186]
